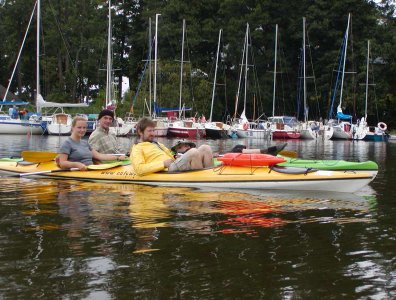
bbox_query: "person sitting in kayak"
[57,116,127,171]
[88,109,124,155]
[131,117,214,176]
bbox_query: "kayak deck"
[278,156,378,171]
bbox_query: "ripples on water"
[0,136,395,298]
[0,177,392,298]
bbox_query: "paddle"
[277,150,298,158]
[8,168,80,177]
[4,161,126,178]
[21,151,58,163]
[21,150,128,163]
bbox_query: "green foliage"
[1,0,396,128]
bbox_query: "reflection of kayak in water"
[0,160,374,193]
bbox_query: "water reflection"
[8,178,377,242]
[1,172,394,298]
[1,136,395,299]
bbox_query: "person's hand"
[55,155,61,167]
[77,162,88,171]
[212,152,220,158]
[117,155,127,160]
[163,158,173,168]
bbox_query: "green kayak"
[277,155,378,175]
[214,155,378,177]
[0,157,22,162]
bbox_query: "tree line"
[0,0,395,128]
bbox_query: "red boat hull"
[168,128,206,139]
[272,131,301,139]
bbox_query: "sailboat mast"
[36,0,41,112]
[233,30,246,119]
[209,29,222,123]
[339,13,351,107]
[364,40,370,121]
[153,13,160,118]
[303,18,307,123]
[272,24,278,118]
[179,19,185,118]
[149,17,152,116]
[2,1,37,104]
[105,0,112,107]
[243,23,249,115]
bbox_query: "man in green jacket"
[131,117,213,176]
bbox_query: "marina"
[1,1,396,298]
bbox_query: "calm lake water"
[0,135,395,299]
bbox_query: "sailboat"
[204,29,230,139]
[149,14,169,137]
[233,23,271,139]
[0,1,43,135]
[167,19,205,139]
[127,16,167,137]
[1,0,90,135]
[327,13,354,140]
[353,40,389,141]
[0,101,43,134]
[267,24,300,139]
[298,18,327,140]
[38,94,88,135]
[103,1,134,137]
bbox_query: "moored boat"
[267,116,301,139]
[46,113,72,135]
[168,119,206,139]
[0,101,43,135]
[0,160,374,193]
[109,117,134,136]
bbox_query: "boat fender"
[243,122,249,130]
[269,165,317,175]
[377,122,387,131]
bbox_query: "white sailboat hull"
[331,126,352,140]
[236,128,271,139]
[47,124,71,135]
[109,125,134,136]
[0,116,43,135]
[46,113,72,135]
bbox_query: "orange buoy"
[217,153,285,167]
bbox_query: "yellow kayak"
[0,160,374,193]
